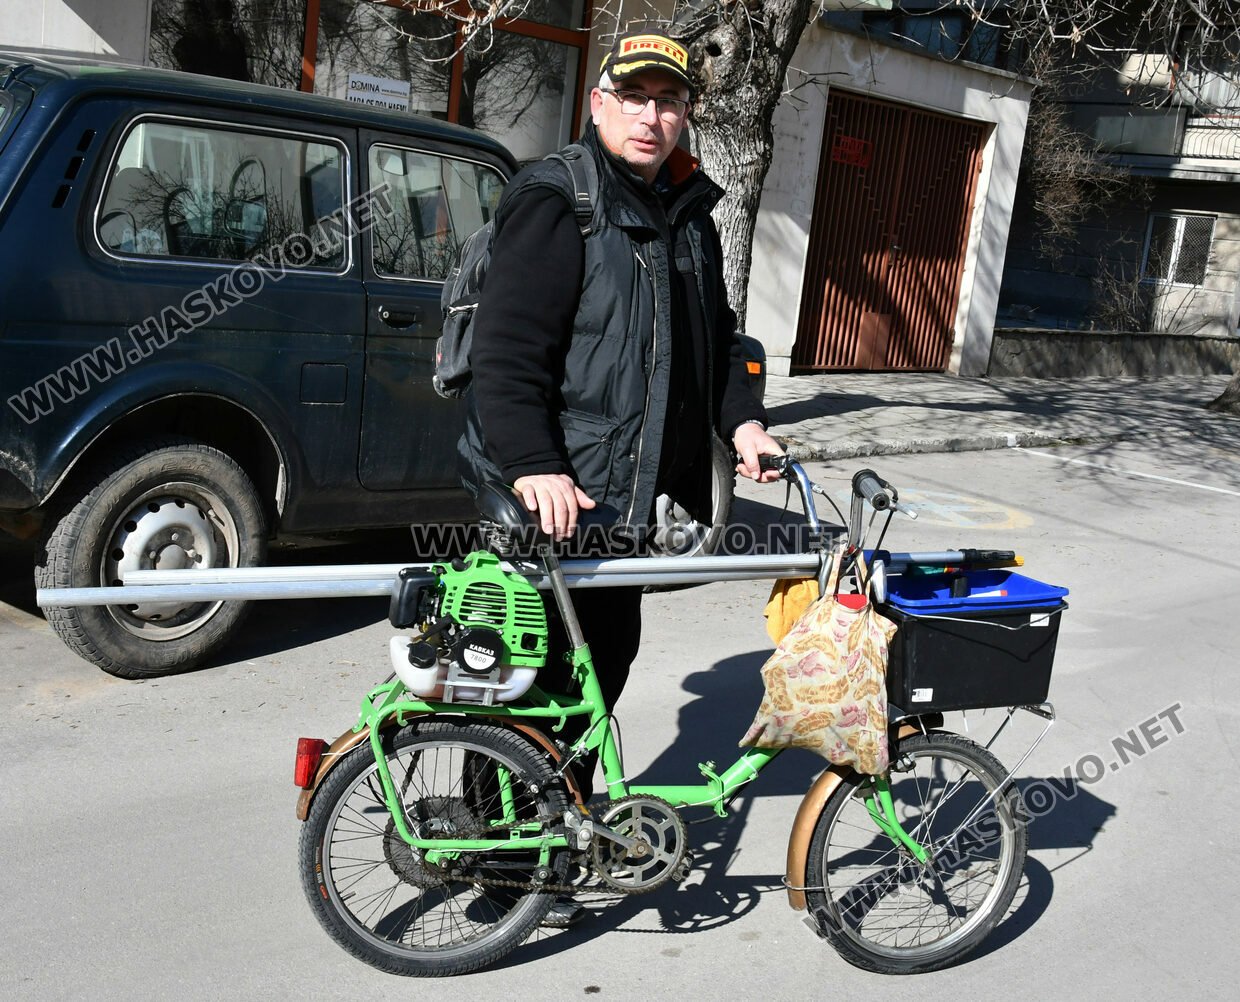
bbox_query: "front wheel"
[805,733,1028,974]
[298,721,572,977]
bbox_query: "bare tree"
[154,2,1240,402]
[150,0,307,88]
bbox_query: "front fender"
[294,715,586,822]
[784,721,932,911]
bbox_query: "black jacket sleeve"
[470,186,585,483]
[708,222,768,437]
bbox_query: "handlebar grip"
[758,454,789,475]
[852,468,893,510]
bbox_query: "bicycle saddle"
[475,482,538,537]
[474,482,626,556]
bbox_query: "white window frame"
[1140,212,1216,288]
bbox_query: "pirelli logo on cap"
[618,34,688,69]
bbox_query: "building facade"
[3,1,1032,376]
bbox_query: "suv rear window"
[368,145,504,280]
[97,117,347,269]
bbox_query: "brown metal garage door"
[793,91,986,371]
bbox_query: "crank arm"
[590,822,641,852]
[562,809,640,852]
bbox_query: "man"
[459,29,784,922]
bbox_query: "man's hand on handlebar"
[512,473,596,539]
[733,422,785,483]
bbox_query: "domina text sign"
[345,73,410,112]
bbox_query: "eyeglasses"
[600,87,691,120]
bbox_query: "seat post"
[538,544,586,650]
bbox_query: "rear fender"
[295,714,586,821]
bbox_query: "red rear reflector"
[295,737,327,788]
[746,360,762,375]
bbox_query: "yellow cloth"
[764,577,821,644]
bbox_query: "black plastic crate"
[881,570,1067,713]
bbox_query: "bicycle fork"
[863,776,930,865]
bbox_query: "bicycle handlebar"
[852,469,893,511]
[756,456,914,551]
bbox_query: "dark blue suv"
[0,52,764,678]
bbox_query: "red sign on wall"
[831,134,873,168]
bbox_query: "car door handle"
[379,306,422,330]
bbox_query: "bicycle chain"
[416,801,693,896]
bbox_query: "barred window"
[1142,213,1215,285]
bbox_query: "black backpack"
[434,144,600,399]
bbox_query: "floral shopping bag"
[740,547,896,774]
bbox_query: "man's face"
[590,68,690,183]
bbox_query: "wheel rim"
[99,481,240,640]
[320,737,556,962]
[819,745,1018,962]
[649,494,709,555]
[648,445,728,556]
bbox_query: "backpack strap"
[543,143,600,237]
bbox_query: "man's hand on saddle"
[512,473,597,539]
[733,422,785,483]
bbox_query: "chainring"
[591,795,689,894]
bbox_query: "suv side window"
[368,145,504,281]
[97,118,347,269]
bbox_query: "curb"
[774,429,1128,462]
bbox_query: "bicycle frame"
[354,530,929,867]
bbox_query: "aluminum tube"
[42,551,974,610]
[37,579,401,606]
[124,563,426,583]
[122,552,824,586]
[37,565,820,608]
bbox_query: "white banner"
[344,73,411,112]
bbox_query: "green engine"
[390,550,551,704]
[435,551,549,669]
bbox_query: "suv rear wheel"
[647,435,734,558]
[36,437,266,678]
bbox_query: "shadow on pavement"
[507,667,1116,971]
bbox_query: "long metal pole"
[35,551,989,609]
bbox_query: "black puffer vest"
[459,127,727,527]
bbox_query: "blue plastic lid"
[885,569,1068,613]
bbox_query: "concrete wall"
[1,0,151,63]
[1000,178,1240,338]
[747,26,1032,376]
[989,329,1240,377]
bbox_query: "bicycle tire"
[805,732,1028,974]
[298,720,571,977]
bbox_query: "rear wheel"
[36,437,266,677]
[298,720,571,977]
[805,733,1027,974]
[647,435,734,563]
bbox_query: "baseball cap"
[600,31,694,95]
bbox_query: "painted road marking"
[832,487,1032,529]
[1021,449,1240,498]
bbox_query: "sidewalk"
[763,372,1238,460]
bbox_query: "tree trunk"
[679,1,815,333]
[1207,369,1240,414]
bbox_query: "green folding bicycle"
[293,459,1063,977]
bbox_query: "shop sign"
[345,73,411,112]
[831,134,873,168]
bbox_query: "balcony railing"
[1180,116,1240,160]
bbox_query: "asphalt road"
[2,440,1237,1000]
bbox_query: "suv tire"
[647,435,734,560]
[36,437,267,678]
